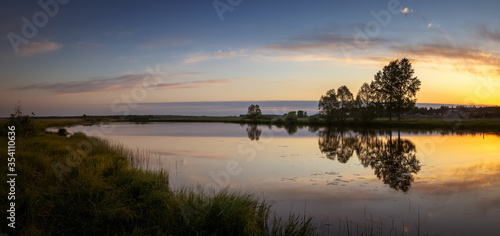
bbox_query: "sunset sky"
[1,0,499,116]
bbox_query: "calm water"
[55,122,500,236]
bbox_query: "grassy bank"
[0,121,315,235]
[113,116,500,133]
[10,115,500,133]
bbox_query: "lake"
[53,122,500,236]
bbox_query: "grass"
[0,120,316,235]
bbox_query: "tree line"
[245,58,421,127]
[319,58,421,124]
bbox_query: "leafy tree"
[318,86,354,124]
[297,110,304,118]
[355,82,377,124]
[297,110,308,118]
[370,58,421,121]
[246,104,262,122]
[7,102,36,137]
[308,115,321,126]
[284,111,298,125]
[336,86,354,124]
[318,89,339,124]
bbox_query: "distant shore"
[11,115,499,134]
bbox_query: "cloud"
[153,78,229,89]
[75,41,104,47]
[140,37,192,49]
[393,42,500,77]
[427,23,440,28]
[401,7,412,14]
[477,25,500,41]
[262,54,338,62]
[184,49,247,63]
[262,33,386,53]
[16,73,228,94]
[394,43,499,66]
[18,40,62,56]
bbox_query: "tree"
[7,102,36,137]
[355,82,377,124]
[296,110,308,118]
[284,111,298,125]
[297,110,304,118]
[370,58,421,121]
[246,104,262,122]
[336,86,354,124]
[318,89,339,124]
[308,115,320,126]
[318,86,354,125]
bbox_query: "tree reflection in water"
[319,128,421,192]
[246,124,262,141]
[275,123,299,135]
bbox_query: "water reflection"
[318,128,421,192]
[246,124,262,141]
[274,123,299,135]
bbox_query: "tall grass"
[0,121,316,235]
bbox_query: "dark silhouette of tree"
[336,86,354,124]
[355,82,377,124]
[7,102,36,137]
[246,104,262,122]
[284,111,298,125]
[318,85,354,125]
[246,124,262,141]
[318,89,338,124]
[370,58,421,121]
[308,115,321,126]
[297,110,308,118]
[297,110,304,118]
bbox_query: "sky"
[0,0,499,116]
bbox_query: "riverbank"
[109,116,500,133]
[0,120,315,235]
[4,116,500,133]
